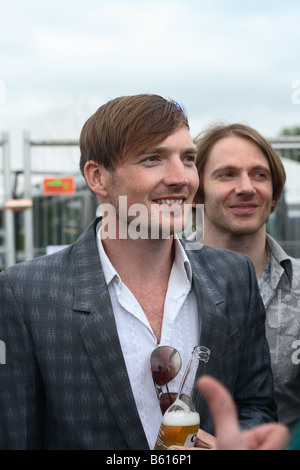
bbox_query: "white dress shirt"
[96,225,200,449]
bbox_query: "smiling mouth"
[153,198,184,206]
[231,204,257,208]
[229,204,258,212]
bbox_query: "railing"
[1,133,300,266]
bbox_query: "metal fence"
[0,132,15,266]
[0,133,300,267]
[268,138,300,258]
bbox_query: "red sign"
[43,178,75,195]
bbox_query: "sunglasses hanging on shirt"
[150,345,182,414]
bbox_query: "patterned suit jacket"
[0,218,276,449]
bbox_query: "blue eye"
[185,155,196,163]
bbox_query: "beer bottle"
[154,345,210,450]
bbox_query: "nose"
[163,158,189,187]
[235,174,256,195]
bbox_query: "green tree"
[280,125,300,136]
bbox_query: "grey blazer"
[0,218,276,449]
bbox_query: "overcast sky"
[1,0,300,139]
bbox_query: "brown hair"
[194,123,286,211]
[79,94,189,174]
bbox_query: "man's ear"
[83,160,111,197]
[271,198,277,213]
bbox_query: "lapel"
[187,248,230,424]
[73,219,149,450]
[187,248,229,377]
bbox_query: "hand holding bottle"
[169,376,290,451]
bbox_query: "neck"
[101,235,175,284]
[204,226,268,279]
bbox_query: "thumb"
[197,376,248,450]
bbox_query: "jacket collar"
[266,233,293,286]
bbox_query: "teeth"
[155,199,183,205]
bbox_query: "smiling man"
[89,125,198,242]
[0,96,276,450]
[195,123,300,432]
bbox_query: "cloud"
[0,0,300,137]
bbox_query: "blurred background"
[0,0,300,267]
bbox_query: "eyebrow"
[143,146,198,155]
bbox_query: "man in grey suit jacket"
[0,94,276,450]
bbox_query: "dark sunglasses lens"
[159,392,177,414]
[150,346,181,386]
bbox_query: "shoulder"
[0,245,74,285]
[1,218,98,283]
[266,233,300,283]
[187,244,252,269]
[186,244,256,285]
[266,233,300,266]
